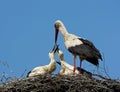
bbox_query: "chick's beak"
[51,44,59,53]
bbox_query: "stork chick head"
[57,49,64,61]
[49,51,55,59]
[49,44,58,59]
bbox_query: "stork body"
[54,20,102,73]
[27,50,56,77]
[57,49,79,75]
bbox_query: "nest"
[0,73,120,92]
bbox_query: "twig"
[20,68,27,78]
[102,53,111,79]
[92,73,108,80]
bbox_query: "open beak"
[51,44,59,53]
[55,28,59,45]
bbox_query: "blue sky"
[0,0,120,79]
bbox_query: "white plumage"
[27,50,56,77]
[54,20,102,73]
[57,49,79,76]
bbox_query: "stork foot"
[73,66,76,75]
[79,69,81,74]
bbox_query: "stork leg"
[79,57,82,74]
[73,56,76,73]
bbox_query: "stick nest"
[0,74,120,92]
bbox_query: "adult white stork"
[27,47,57,77]
[54,20,102,73]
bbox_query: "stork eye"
[54,23,60,28]
[54,24,57,28]
[54,24,58,28]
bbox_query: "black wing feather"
[68,38,102,66]
[78,38,102,60]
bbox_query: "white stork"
[54,20,102,73]
[27,47,57,77]
[57,48,79,75]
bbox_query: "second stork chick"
[57,49,79,76]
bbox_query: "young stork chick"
[57,48,79,76]
[27,47,57,77]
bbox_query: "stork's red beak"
[55,28,59,44]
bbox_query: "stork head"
[49,44,58,59]
[57,48,64,61]
[49,52,55,59]
[54,20,63,44]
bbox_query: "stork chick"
[27,48,57,77]
[57,49,79,76]
[57,49,92,77]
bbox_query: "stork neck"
[59,26,69,37]
[48,59,56,71]
[60,58,64,61]
[58,55,64,61]
[49,59,55,65]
